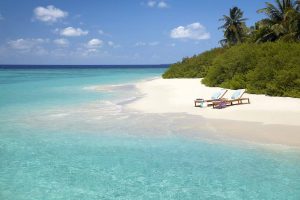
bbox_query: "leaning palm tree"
[219,7,248,46]
[258,0,300,21]
[257,0,300,42]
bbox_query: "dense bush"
[162,48,226,78]
[162,42,300,98]
[202,42,300,98]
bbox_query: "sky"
[0,0,268,65]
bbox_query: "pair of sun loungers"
[194,89,250,109]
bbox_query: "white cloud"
[149,41,159,46]
[7,38,49,55]
[76,42,106,56]
[60,27,88,37]
[147,1,156,7]
[0,13,4,20]
[34,5,68,23]
[108,41,120,48]
[98,29,111,37]
[86,39,103,49]
[135,42,147,46]
[98,30,105,35]
[157,1,168,8]
[53,38,69,47]
[146,1,168,8]
[135,41,159,47]
[170,22,210,40]
[53,28,60,33]
[8,38,48,50]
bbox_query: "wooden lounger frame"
[194,90,228,107]
[212,97,250,108]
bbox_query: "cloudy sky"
[0,0,266,65]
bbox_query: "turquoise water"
[0,67,300,200]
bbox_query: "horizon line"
[0,64,171,66]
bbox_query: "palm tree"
[258,0,300,21]
[219,7,248,46]
[256,0,300,42]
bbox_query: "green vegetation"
[162,48,226,78]
[202,42,300,98]
[219,7,248,46]
[255,0,300,43]
[163,0,300,98]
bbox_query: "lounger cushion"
[211,91,221,100]
[231,90,242,99]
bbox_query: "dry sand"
[126,78,300,147]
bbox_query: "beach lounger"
[194,89,228,107]
[212,89,250,108]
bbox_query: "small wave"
[115,96,142,105]
[92,100,123,114]
[83,84,136,92]
[82,85,99,90]
[82,77,161,93]
[48,113,70,118]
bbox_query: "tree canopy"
[218,0,300,44]
[219,7,248,46]
[254,0,300,42]
[162,0,300,98]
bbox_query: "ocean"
[0,65,299,200]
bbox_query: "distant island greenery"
[163,0,300,98]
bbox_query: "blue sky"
[0,0,267,65]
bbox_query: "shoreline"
[125,78,300,147]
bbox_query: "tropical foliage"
[254,0,300,42]
[202,42,300,98]
[162,48,226,78]
[219,7,248,46]
[162,0,300,98]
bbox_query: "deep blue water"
[0,64,169,69]
[0,65,299,200]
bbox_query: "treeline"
[203,42,300,98]
[162,0,300,98]
[162,48,226,78]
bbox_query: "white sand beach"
[127,78,300,126]
[126,78,300,146]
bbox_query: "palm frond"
[219,6,248,46]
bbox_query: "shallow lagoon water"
[0,66,300,200]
